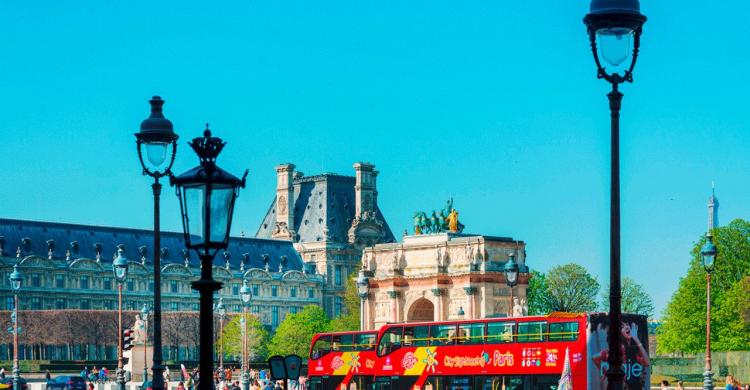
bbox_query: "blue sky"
[0,1,748,318]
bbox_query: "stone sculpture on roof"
[413,198,465,234]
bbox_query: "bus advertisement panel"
[308,331,378,390]
[586,313,650,390]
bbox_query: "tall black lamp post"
[135,96,179,390]
[215,298,227,371]
[356,269,369,330]
[171,128,247,390]
[9,265,22,390]
[239,281,252,390]
[701,233,717,390]
[113,248,130,390]
[503,253,519,317]
[141,303,153,383]
[583,2,646,389]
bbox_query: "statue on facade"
[520,297,529,316]
[132,314,146,344]
[413,199,464,235]
[512,297,524,317]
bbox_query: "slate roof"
[0,218,303,271]
[255,173,395,244]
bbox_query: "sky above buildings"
[0,1,748,318]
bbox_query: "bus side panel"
[586,313,650,390]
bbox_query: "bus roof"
[377,312,587,330]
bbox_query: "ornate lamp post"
[9,265,22,390]
[583,2,646,389]
[701,233,717,390]
[503,253,519,317]
[356,269,369,330]
[215,298,227,371]
[171,128,247,390]
[141,303,153,383]
[239,281,252,390]
[135,96,179,390]
[113,248,130,390]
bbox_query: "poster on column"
[586,313,650,390]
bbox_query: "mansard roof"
[0,218,302,272]
[255,173,395,244]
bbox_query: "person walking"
[660,380,670,390]
[45,370,51,381]
[176,382,185,390]
[675,380,684,390]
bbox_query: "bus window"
[424,376,446,390]
[308,377,323,390]
[447,377,472,390]
[311,335,331,359]
[374,377,392,390]
[332,334,354,352]
[355,333,376,351]
[548,321,579,342]
[377,326,403,355]
[430,324,457,345]
[517,321,546,342]
[403,325,429,347]
[486,322,514,343]
[474,376,503,390]
[457,322,485,344]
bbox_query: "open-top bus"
[309,330,379,390]
[372,312,649,390]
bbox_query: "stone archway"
[407,298,435,322]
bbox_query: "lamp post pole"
[114,248,129,390]
[9,265,22,390]
[356,270,369,331]
[239,281,252,390]
[701,233,717,390]
[135,96,179,390]
[142,304,152,383]
[504,252,519,317]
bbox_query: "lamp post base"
[192,274,223,390]
[703,370,714,390]
[241,372,250,390]
[117,368,127,390]
[13,366,20,390]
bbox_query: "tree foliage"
[330,276,361,332]
[267,305,330,357]
[529,263,600,313]
[217,313,270,362]
[599,277,655,318]
[657,219,750,353]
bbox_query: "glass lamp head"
[504,253,519,287]
[216,298,227,319]
[583,0,646,81]
[112,248,129,282]
[141,303,150,319]
[701,233,717,272]
[9,265,22,292]
[240,280,252,304]
[356,269,369,298]
[135,96,179,174]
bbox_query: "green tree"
[268,305,330,357]
[543,263,600,313]
[330,276,361,332]
[217,314,270,362]
[526,270,551,315]
[599,277,655,318]
[657,219,750,353]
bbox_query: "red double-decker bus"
[371,312,650,390]
[308,331,379,390]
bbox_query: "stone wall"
[652,352,750,383]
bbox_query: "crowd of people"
[659,375,750,390]
[155,365,307,390]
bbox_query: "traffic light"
[123,329,135,351]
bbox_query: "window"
[335,297,343,317]
[103,278,111,290]
[272,306,279,327]
[127,280,135,291]
[31,297,41,310]
[5,297,13,310]
[55,299,66,310]
[290,306,298,314]
[335,265,342,286]
[104,300,114,310]
[310,335,331,359]
[252,284,260,297]
[55,274,65,288]
[377,327,403,356]
[308,288,314,299]
[170,280,178,293]
[31,274,41,287]
[356,333,376,351]
[232,283,240,296]
[80,276,89,289]
[80,299,90,310]
[271,286,278,297]
[458,322,485,344]
[290,287,297,298]
[332,334,354,352]
[487,322,515,343]
[549,321,579,342]
[403,325,429,347]
[429,324,457,345]
[517,321,546,342]
[191,303,199,311]
[171,302,179,311]
[252,305,260,314]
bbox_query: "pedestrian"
[675,380,685,390]
[176,382,185,390]
[164,366,171,389]
[660,380,669,390]
[45,370,51,381]
[0,367,5,379]
[88,382,95,390]
[186,373,194,390]
[727,376,737,390]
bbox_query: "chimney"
[353,162,378,218]
[272,163,296,240]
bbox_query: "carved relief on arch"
[282,270,306,281]
[68,258,105,271]
[162,263,192,276]
[244,268,272,281]
[212,265,233,279]
[18,255,54,269]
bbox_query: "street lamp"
[135,96,179,390]
[215,298,227,371]
[356,269,369,330]
[701,233,717,390]
[239,281,252,390]
[171,127,247,390]
[113,248,130,390]
[9,265,22,390]
[503,253,519,317]
[583,2,646,389]
[141,303,153,383]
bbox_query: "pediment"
[212,265,233,279]
[282,270,306,281]
[18,255,55,269]
[244,268,272,281]
[162,263,192,276]
[68,258,105,272]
